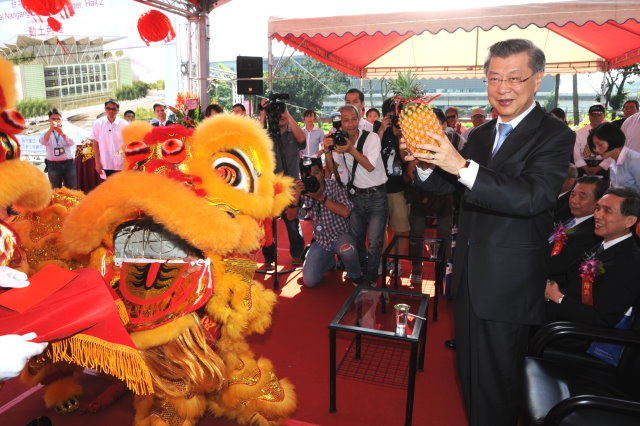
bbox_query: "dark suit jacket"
[151,120,175,127]
[548,237,640,327]
[552,191,572,224]
[415,104,575,324]
[548,216,602,283]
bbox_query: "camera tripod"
[254,216,301,290]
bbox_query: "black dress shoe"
[445,339,456,350]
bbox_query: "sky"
[0,0,611,94]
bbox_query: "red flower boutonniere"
[550,224,575,256]
[579,251,605,306]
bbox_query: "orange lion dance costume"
[62,116,297,425]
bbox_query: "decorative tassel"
[48,334,154,395]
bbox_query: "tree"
[16,98,51,119]
[270,56,350,120]
[116,81,150,101]
[599,65,640,118]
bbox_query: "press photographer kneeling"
[286,157,364,287]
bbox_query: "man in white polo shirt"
[91,99,128,177]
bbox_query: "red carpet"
[0,220,466,426]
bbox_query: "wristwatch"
[455,159,471,178]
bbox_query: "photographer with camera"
[324,104,388,287]
[377,98,411,274]
[286,157,363,287]
[39,108,77,189]
[259,95,307,268]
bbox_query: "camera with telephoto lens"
[265,92,290,133]
[328,113,348,149]
[299,157,321,194]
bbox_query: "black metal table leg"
[405,341,418,426]
[329,329,336,412]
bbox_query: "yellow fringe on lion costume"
[62,115,297,425]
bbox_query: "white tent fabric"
[268,0,640,79]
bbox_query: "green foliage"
[387,71,424,99]
[271,56,350,121]
[16,98,51,119]
[209,79,233,111]
[115,81,150,101]
[115,50,124,57]
[7,53,35,65]
[133,107,154,121]
[600,65,640,117]
[104,52,112,59]
[156,80,165,90]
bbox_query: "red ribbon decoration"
[391,94,442,115]
[579,258,601,305]
[550,225,569,256]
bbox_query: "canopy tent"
[268,0,640,80]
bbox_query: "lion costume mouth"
[107,217,213,332]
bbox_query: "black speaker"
[236,56,263,95]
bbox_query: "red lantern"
[137,10,176,46]
[20,0,75,32]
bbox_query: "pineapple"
[387,71,443,154]
[400,103,444,154]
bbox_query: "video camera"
[328,112,348,149]
[299,157,322,194]
[265,92,290,133]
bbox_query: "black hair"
[603,186,640,225]
[345,88,365,104]
[575,175,608,200]
[48,108,61,118]
[432,108,446,124]
[587,122,625,153]
[550,107,566,121]
[105,99,119,109]
[232,103,246,112]
[366,108,380,118]
[205,104,224,117]
[153,103,166,111]
[124,110,135,117]
[303,109,316,118]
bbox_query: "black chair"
[524,321,640,426]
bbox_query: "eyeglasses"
[105,107,118,111]
[484,74,534,87]
[446,115,457,120]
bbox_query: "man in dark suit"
[403,39,574,425]
[546,187,640,329]
[548,175,606,283]
[150,103,175,127]
[552,164,577,224]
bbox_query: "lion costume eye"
[125,140,150,164]
[211,149,257,193]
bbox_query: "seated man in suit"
[548,175,606,283]
[545,187,640,334]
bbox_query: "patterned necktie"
[564,217,577,229]
[491,123,513,158]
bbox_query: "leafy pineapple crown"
[388,71,425,99]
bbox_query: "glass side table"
[329,286,429,426]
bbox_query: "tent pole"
[196,9,210,107]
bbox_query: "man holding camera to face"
[39,108,77,189]
[287,157,363,287]
[324,104,388,287]
[259,96,307,269]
